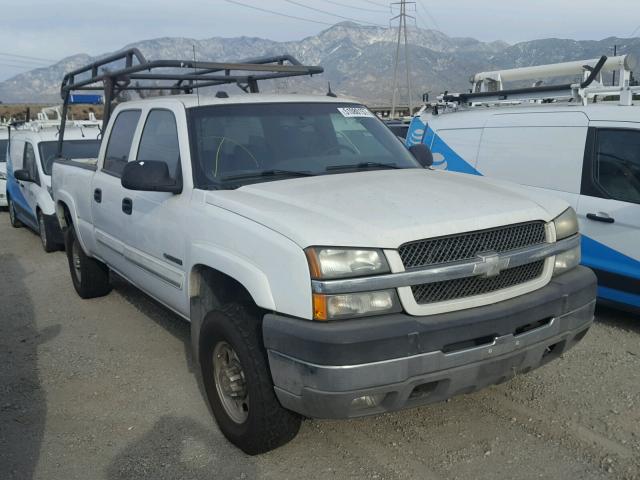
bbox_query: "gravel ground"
[1,214,639,480]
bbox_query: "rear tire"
[64,226,112,298]
[8,198,21,228]
[38,211,57,253]
[199,303,301,455]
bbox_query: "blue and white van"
[0,126,8,208]
[7,120,101,251]
[406,102,640,312]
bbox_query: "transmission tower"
[390,0,415,118]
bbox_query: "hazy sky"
[1,0,639,81]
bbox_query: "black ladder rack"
[57,48,323,154]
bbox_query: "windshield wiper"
[223,169,315,181]
[326,162,400,172]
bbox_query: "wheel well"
[56,201,72,230]
[189,265,262,361]
[189,265,257,323]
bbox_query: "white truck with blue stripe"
[406,54,640,311]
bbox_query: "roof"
[114,93,362,110]
[426,101,640,126]
[10,124,101,143]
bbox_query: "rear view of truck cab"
[51,50,597,455]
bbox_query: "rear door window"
[593,129,640,204]
[103,110,141,176]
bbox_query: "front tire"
[38,211,57,253]
[199,304,301,455]
[8,198,21,228]
[64,226,112,298]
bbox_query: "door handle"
[586,212,615,224]
[122,197,133,215]
[93,188,102,203]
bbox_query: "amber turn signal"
[312,293,328,321]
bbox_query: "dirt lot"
[1,213,639,480]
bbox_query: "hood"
[205,169,568,248]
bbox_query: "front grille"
[412,260,545,305]
[399,221,546,270]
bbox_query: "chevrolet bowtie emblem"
[474,251,510,278]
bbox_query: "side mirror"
[121,160,182,193]
[14,169,34,182]
[409,144,433,168]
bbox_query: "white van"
[406,100,640,312]
[7,122,101,251]
[0,126,8,208]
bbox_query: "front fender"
[190,242,276,311]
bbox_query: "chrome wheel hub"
[213,341,249,424]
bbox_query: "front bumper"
[263,266,596,419]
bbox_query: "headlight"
[553,207,579,240]
[305,247,390,279]
[554,244,581,276]
[312,290,401,321]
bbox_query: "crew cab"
[52,91,597,454]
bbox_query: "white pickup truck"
[52,93,597,454]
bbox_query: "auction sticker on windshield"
[337,107,375,118]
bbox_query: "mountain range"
[1,22,638,104]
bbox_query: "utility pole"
[612,44,618,86]
[390,0,415,118]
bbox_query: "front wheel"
[8,198,21,228]
[199,304,301,455]
[64,226,112,298]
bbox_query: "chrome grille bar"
[311,234,579,295]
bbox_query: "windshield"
[38,140,101,175]
[188,102,419,188]
[0,139,7,163]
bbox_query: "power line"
[0,52,56,63]
[360,0,388,7]
[225,0,333,25]
[283,0,386,27]
[413,10,430,30]
[0,56,50,67]
[323,0,388,13]
[0,62,46,70]
[415,0,440,31]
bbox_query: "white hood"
[205,169,568,248]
